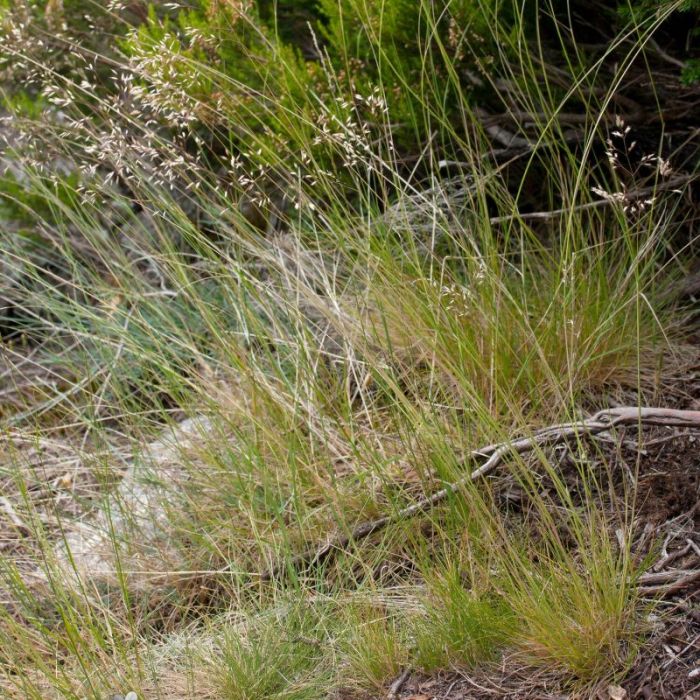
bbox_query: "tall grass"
[0,0,695,697]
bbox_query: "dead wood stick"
[648,38,687,70]
[638,569,700,597]
[653,543,694,572]
[639,568,700,586]
[0,496,30,536]
[260,407,700,581]
[387,668,411,699]
[489,173,695,225]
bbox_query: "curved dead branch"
[261,407,700,581]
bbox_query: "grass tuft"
[0,0,696,696]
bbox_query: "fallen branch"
[648,38,687,70]
[488,173,695,225]
[260,407,700,581]
[387,668,411,699]
[638,568,700,586]
[652,543,694,572]
[638,569,700,597]
[0,496,29,537]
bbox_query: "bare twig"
[489,174,696,225]
[638,569,700,597]
[0,496,29,536]
[639,569,700,586]
[474,107,531,148]
[633,522,656,558]
[652,543,693,572]
[662,633,700,669]
[639,431,697,449]
[259,407,700,581]
[648,38,687,70]
[387,668,411,699]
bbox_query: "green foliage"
[413,565,514,670]
[618,0,700,19]
[681,57,700,83]
[218,607,328,700]
[506,554,641,682]
[0,0,528,161]
[0,171,81,226]
[315,0,519,146]
[340,604,410,690]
